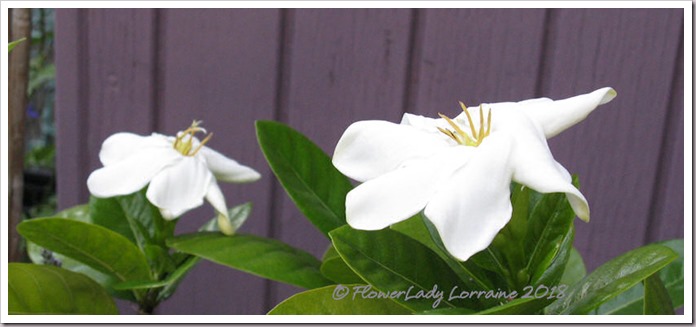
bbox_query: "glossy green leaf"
[329,225,479,311]
[26,242,136,302]
[8,38,26,52]
[546,244,677,314]
[9,263,118,314]
[168,232,332,289]
[256,121,353,236]
[475,297,551,315]
[533,227,574,288]
[596,239,683,314]
[268,284,411,315]
[199,202,253,232]
[559,247,587,287]
[157,255,201,302]
[320,245,364,284]
[523,177,578,285]
[18,218,152,285]
[643,273,674,314]
[25,205,136,301]
[391,213,500,306]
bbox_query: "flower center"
[173,120,213,156]
[437,102,492,147]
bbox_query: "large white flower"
[87,121,261,235]
[333,88,617,261]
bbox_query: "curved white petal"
[205,179,228,215]
[99,132,171,166]
[424,133,515,262]
[87,148,180,198]
[346,146,472,230]
[200,147,261,183]
[146,156,213,221]
[333,120,449,182]
[520,87,617,138]
[400,113,448,134]
[508,124,590,222]
[205,180,236,235]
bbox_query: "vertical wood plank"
[411,9,548,117]
[540,9,683,270]
[55,9,86,208]
[647,26,684,242]
[154,9,280,314]
[272,8,413,306]
[56,9,159,208]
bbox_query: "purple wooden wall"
[54,8,684,314]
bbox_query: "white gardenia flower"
[333,88,617,261]
[87,120,261,235]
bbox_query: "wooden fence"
[54,8,684,314]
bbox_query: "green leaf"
[18,218,152,285]
[199,202,253,232]
[320,245,364,284]
[25,205,136,301]
[26,242,136,302]
[256,121,353,236]
[533,226,574,288]
[329,225,481,311]
[9,263,118,314]
[89,196,137,244]
[596,239,683,314]
[643,273,674,314]
[268,284,411,315]
[167,232,332,289]
[523,178,578,286]
[545,244,678,314]
[157,255,201,301]
[8,38,26,52]
[560,247,587,287]
[475,297,551,315]
[391,213,500,305]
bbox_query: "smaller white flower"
[87,120,261,235]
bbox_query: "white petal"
[520,87,617,138]
[146,157,213,220]
[333,120,449,182]
[424,134,515,262]
[200,147,261,183]
[400,113,448,133]
[346,146,472,230]
[87,148,180,198]
[205,179,228,216]
[205,181,236,235]
[99,133,171,166]
[509,126,590,222]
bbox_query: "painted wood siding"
[54,8,685,314]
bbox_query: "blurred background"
[8,8,684,314]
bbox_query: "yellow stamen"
[459,101,479,141]
[477,105,485,142]
[439,113,469,144]
[190,132,213,157]
[173,120,212,156]
[437,102,494,147]
[486,109,492,136]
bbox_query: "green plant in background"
[23,9,57,222]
